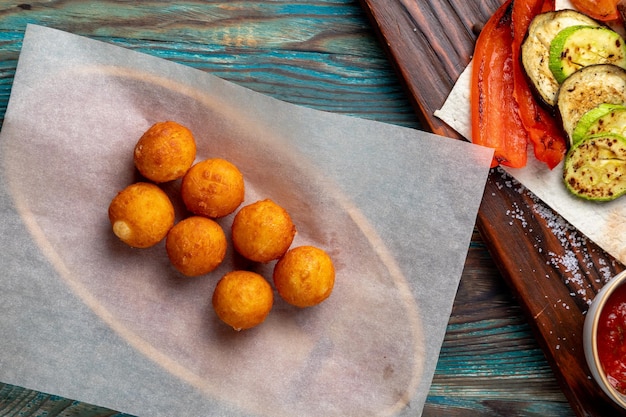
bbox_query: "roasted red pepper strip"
[541,0,555,12]
[512,0,566,169]
[471,0,528,168]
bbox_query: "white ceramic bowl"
[584,269,626,409]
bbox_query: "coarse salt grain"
[493,168,617,306]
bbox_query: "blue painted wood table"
[0,1,576,416]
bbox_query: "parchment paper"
[435,0,626,266]
[0,24,493,417]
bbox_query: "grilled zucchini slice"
[522,9,600,106]
[563,133,626,201]
[571,103,626,146]
[556,64,626,143]
[549,25,626,84]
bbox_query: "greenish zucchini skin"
[522,9,600,107]
[548,25,626,84]
[571,103,626,146]
[521,9,626,202]
[556,64,626,144]
[563,133,626,201]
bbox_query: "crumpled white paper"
[0,25,493,417]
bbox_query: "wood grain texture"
[0,1,574,416]
[358,0,502,133]
[426,230,572,417]
[358,0,626,416]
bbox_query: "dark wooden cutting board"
[357,1,626,416]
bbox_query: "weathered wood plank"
[0,383,128,416]
[357,0,625,415]
[0,32,418,128]
[424,231,573,416]
[0,1,575,416]
[0,1,381,56]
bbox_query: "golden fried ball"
[231,199,296,262]
[165,216,227,277]
[273,246,335,308]
[212,270,274,330]
[181,158,245,218]
[108,182,175,248]
[134,121,196,183]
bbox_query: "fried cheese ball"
[231,199,296,262]
[212,270,274,331]
[181,158,245,218]
[165,216,227,277]
[134,121,197,183]
[108,182,175,248]
[273,246,335,308]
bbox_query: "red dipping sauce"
[598,283,626,395]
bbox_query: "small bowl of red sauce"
[584,269,626,409]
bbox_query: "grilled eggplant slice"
[556,64,626,143]
[522,9,600,106]
[571,103,626,145]
[563,133,626,201]
[549,25,626,84]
